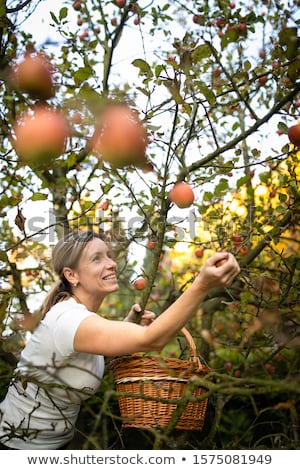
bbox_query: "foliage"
[0,0,299,449]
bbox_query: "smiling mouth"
[102,274,117,281]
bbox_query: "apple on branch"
[133,277,147,290]
[195,247,204,258]
[169,182,195,208]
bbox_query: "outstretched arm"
[74,252,240,357]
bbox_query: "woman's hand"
[195,252,240,291]
[124,304,156,326]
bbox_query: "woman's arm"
[73,251,240,357]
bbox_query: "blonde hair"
[40,230,106,317]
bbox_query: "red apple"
[259,49,266,59]
[287,123,300,146]
[99,200,109,211]
[167,55,175,62]
[238,23,247,33]
[216,17,226,28]
[232,234,243,245]
[195,247,204,258]
[258,75,268,85]
[73,1,82,10]
[116,0,126,6]
[169,182,195,208]
[12,106,69,166]
[133,277,147,290]
[10,52,55,100]
[147,239,156,249]
[239,246,249,255]
[91,103,149,168]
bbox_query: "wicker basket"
[109,327,209,431]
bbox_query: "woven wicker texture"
[110,327,209,431]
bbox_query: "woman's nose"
[107,257,117,268]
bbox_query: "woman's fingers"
[123,303,142,322]
[197,252,240,290]
[124,305,156,325]
[216,253,240,285]
[139,310,156,326]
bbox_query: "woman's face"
[73,237,119,299]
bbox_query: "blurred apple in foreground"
[91,103,149,169]
[10,52,55,100]
[169,181,195,208]
[12,107,69,166]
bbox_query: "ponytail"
[39,277,72,319]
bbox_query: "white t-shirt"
[0,298,105,449]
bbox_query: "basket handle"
[181,327,205,371]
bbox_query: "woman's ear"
[62,267,78,286]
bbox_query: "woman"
[0,230,240,449]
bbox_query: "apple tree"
[0,0,299,449]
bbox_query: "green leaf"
[259,172,271,184]
[191,44,211,62]
[78,84,104,115]
[278,121,288,133]
[196,81,216,105]
[74,67,93,86]
[251,148,261,157]
[279,193,288,204]
[203,191,213,202]
[132,59,153,78]
[136,86,150,97]
[215,178,229,193]
[221,28,239,48]
[30,192,48,201]
[59,7,68,20]
[244,60,252,71]
[50,11,58,24]
[163,79,184,104]
[236,175,249,188]
[155,64,164,78]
